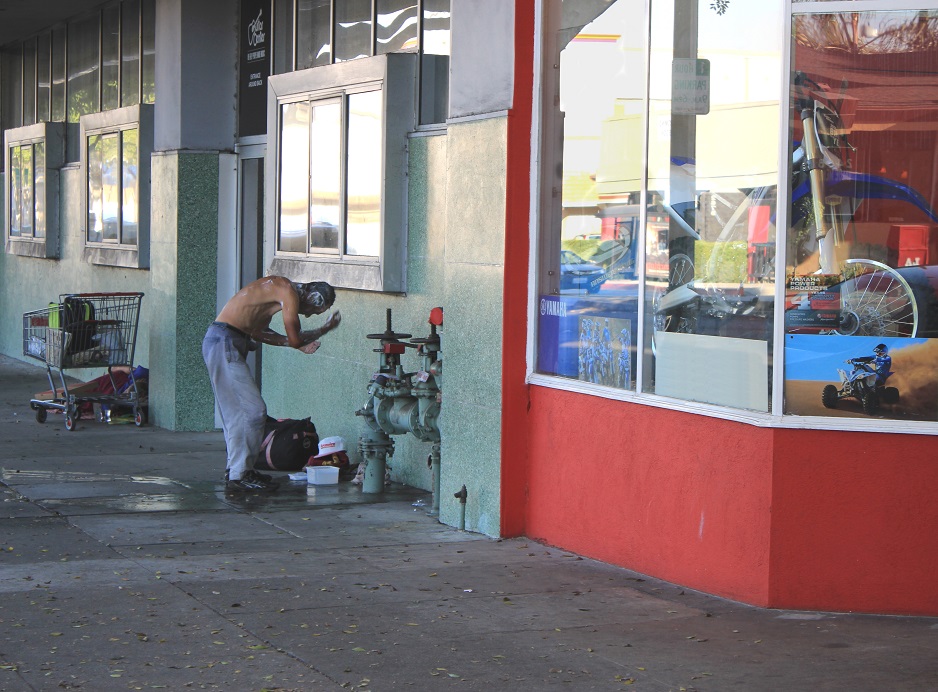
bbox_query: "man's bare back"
[216,276,341,354]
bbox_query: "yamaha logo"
[540,298,566,318]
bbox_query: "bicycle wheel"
[835,259,918,337]
[651,254,696,355]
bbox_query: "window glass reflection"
[784,11,938,422]
[641,0,781,412]
[35,142,45,239]
[537,0,646,391]
[279,101,311,252]
[142,0,156,104]
[101,133,120,242]
[122,0,141,107]
[335,0,372,62]
[10,146,22,236]
[377,0,418,54]
[37,34,51,123]
[102,5,120,111]
[23,39,36,126]
[122,129,138,245]
[88,135,104,242]
[51,27,66,121]
[309,101,342,251]
[20,145,33,237]
[420,0,449,124]
[297,0,332,68]
[346,91,382,256]
[68,14,100,123]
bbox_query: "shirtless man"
[202,276,342,492]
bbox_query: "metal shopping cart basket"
[22,292,145,430]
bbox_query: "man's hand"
[324,310,342,332]
[299,340,321,354]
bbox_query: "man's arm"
[253,312,341,350]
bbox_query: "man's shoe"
[225,468,275,484]
[226,469,280,492]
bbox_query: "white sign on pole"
[672,58,711,115]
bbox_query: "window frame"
[266,53,416,293]
[4,121,65,259]
[79,104,152,269]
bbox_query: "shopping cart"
[23,292,145,431]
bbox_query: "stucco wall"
[262,119,509,537]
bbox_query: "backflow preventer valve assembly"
[356,307,443,514]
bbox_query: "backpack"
[253,416,319,472]
[50,297,96,354]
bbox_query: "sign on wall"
[239,0,272,137]
[671,58,710,115]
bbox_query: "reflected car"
[560,250,607,294]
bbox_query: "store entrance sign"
[672,59,710,115]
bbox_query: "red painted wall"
[514,384,938,614]
[523,388,775,606]
[770,428,938,615]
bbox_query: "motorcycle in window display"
[821,343,899,415]
[652,71,938,346]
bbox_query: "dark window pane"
[297,0,332,68]
[51,27,66,121]
[35,141,45,238]
[102,4,120,111]
[2,46,23,131]
[377,0,418,54]
[23,39,36,125]
[420,0,450,123]
[309,101,341,251]
[121,0,140,106]
[121,129,138,245]
[37,33,51,123]
[335,0,372,62]
[346,91,382,255]
[279,101,311,252]
[68,14,100,122]
[141,0,155,104]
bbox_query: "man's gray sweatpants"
[202,322,266,481]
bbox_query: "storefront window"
[537,0,782,408]
[784,10,938,422]
[536,0,647,391]
[642,0,782,411]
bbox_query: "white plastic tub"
[307,465,339,485]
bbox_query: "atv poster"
[785,335,938,421]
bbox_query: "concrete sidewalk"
[1,354,936,691]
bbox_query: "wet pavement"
[1,354,937,691]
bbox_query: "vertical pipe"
[429,443,441,516]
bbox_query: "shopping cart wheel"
[64,415,77,431]
[35,407,47,424]
[134,410,146,427]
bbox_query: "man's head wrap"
[297,281,336,311]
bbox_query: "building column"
[147,0,237,430]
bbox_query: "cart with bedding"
[22,292,145,430]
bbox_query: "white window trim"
[79,104,153,269]
[4,121,65,259]
[266,53,417,293]
[526,0,938,437]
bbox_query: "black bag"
[253,416,319,472]
[62,297,96,354]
